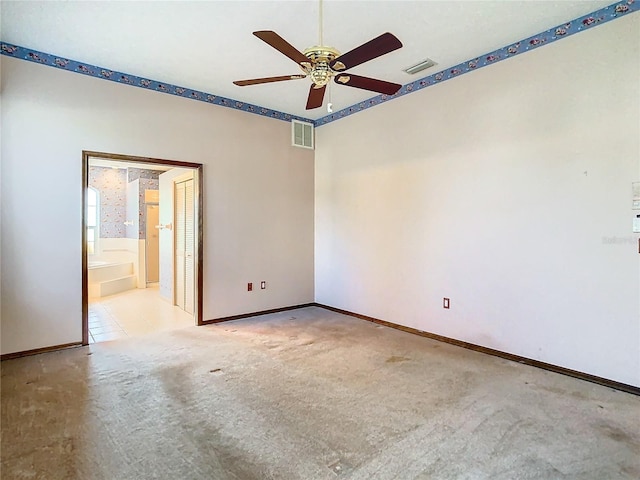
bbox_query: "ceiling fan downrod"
[319,0,323,46]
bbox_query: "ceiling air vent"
[403,58,437,75]
[292,120,314,150]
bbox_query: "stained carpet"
[1,307,639,479]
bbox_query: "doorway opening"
[82,151,203,345]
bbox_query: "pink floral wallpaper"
[89,166,162,239]
[89,166,126,238]
[129,168,162,239]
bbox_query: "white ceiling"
[1,0,614,120]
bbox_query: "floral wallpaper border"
[1,1,637,128]
[0,43,314,125]
[316,0,638,126]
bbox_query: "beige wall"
[315,15,640,386]
[0,57,314,355]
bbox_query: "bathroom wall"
[88,166,126,238]
[125,179,139,240]
[125,179,142,285]
[89,166,162,242]
[89,165,162,287]
[128,167,162,239]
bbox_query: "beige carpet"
[2,306,639,479]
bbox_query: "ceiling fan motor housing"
[302,46,340,87]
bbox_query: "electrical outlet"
[261,281,266,290]
[443,298,450,309]
[247,282,253,292]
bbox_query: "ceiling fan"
[233,1,403,110]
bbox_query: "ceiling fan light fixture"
[310,63,332,87]
[403,58,437,75]
[301,45,341,87]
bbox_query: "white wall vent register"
[292,120,314,149]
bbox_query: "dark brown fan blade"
[253,31,311,67]
[334,73,401,95]
[233,74,307,86]
[330,32,402,71]
[306,84,326,110]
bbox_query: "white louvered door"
[184,179,195,314]
[174,179,194,314]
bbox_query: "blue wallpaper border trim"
[1,1,637,128]
[0,43,315,125]
[315,0,639,127]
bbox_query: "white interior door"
[175,181,186,311]
[184,179,195,314]
[174,178,194,314]
[159,170,178,302]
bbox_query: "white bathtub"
[88,260,110,268]
[88,260,137,298]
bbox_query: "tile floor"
[88,285,194,343]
